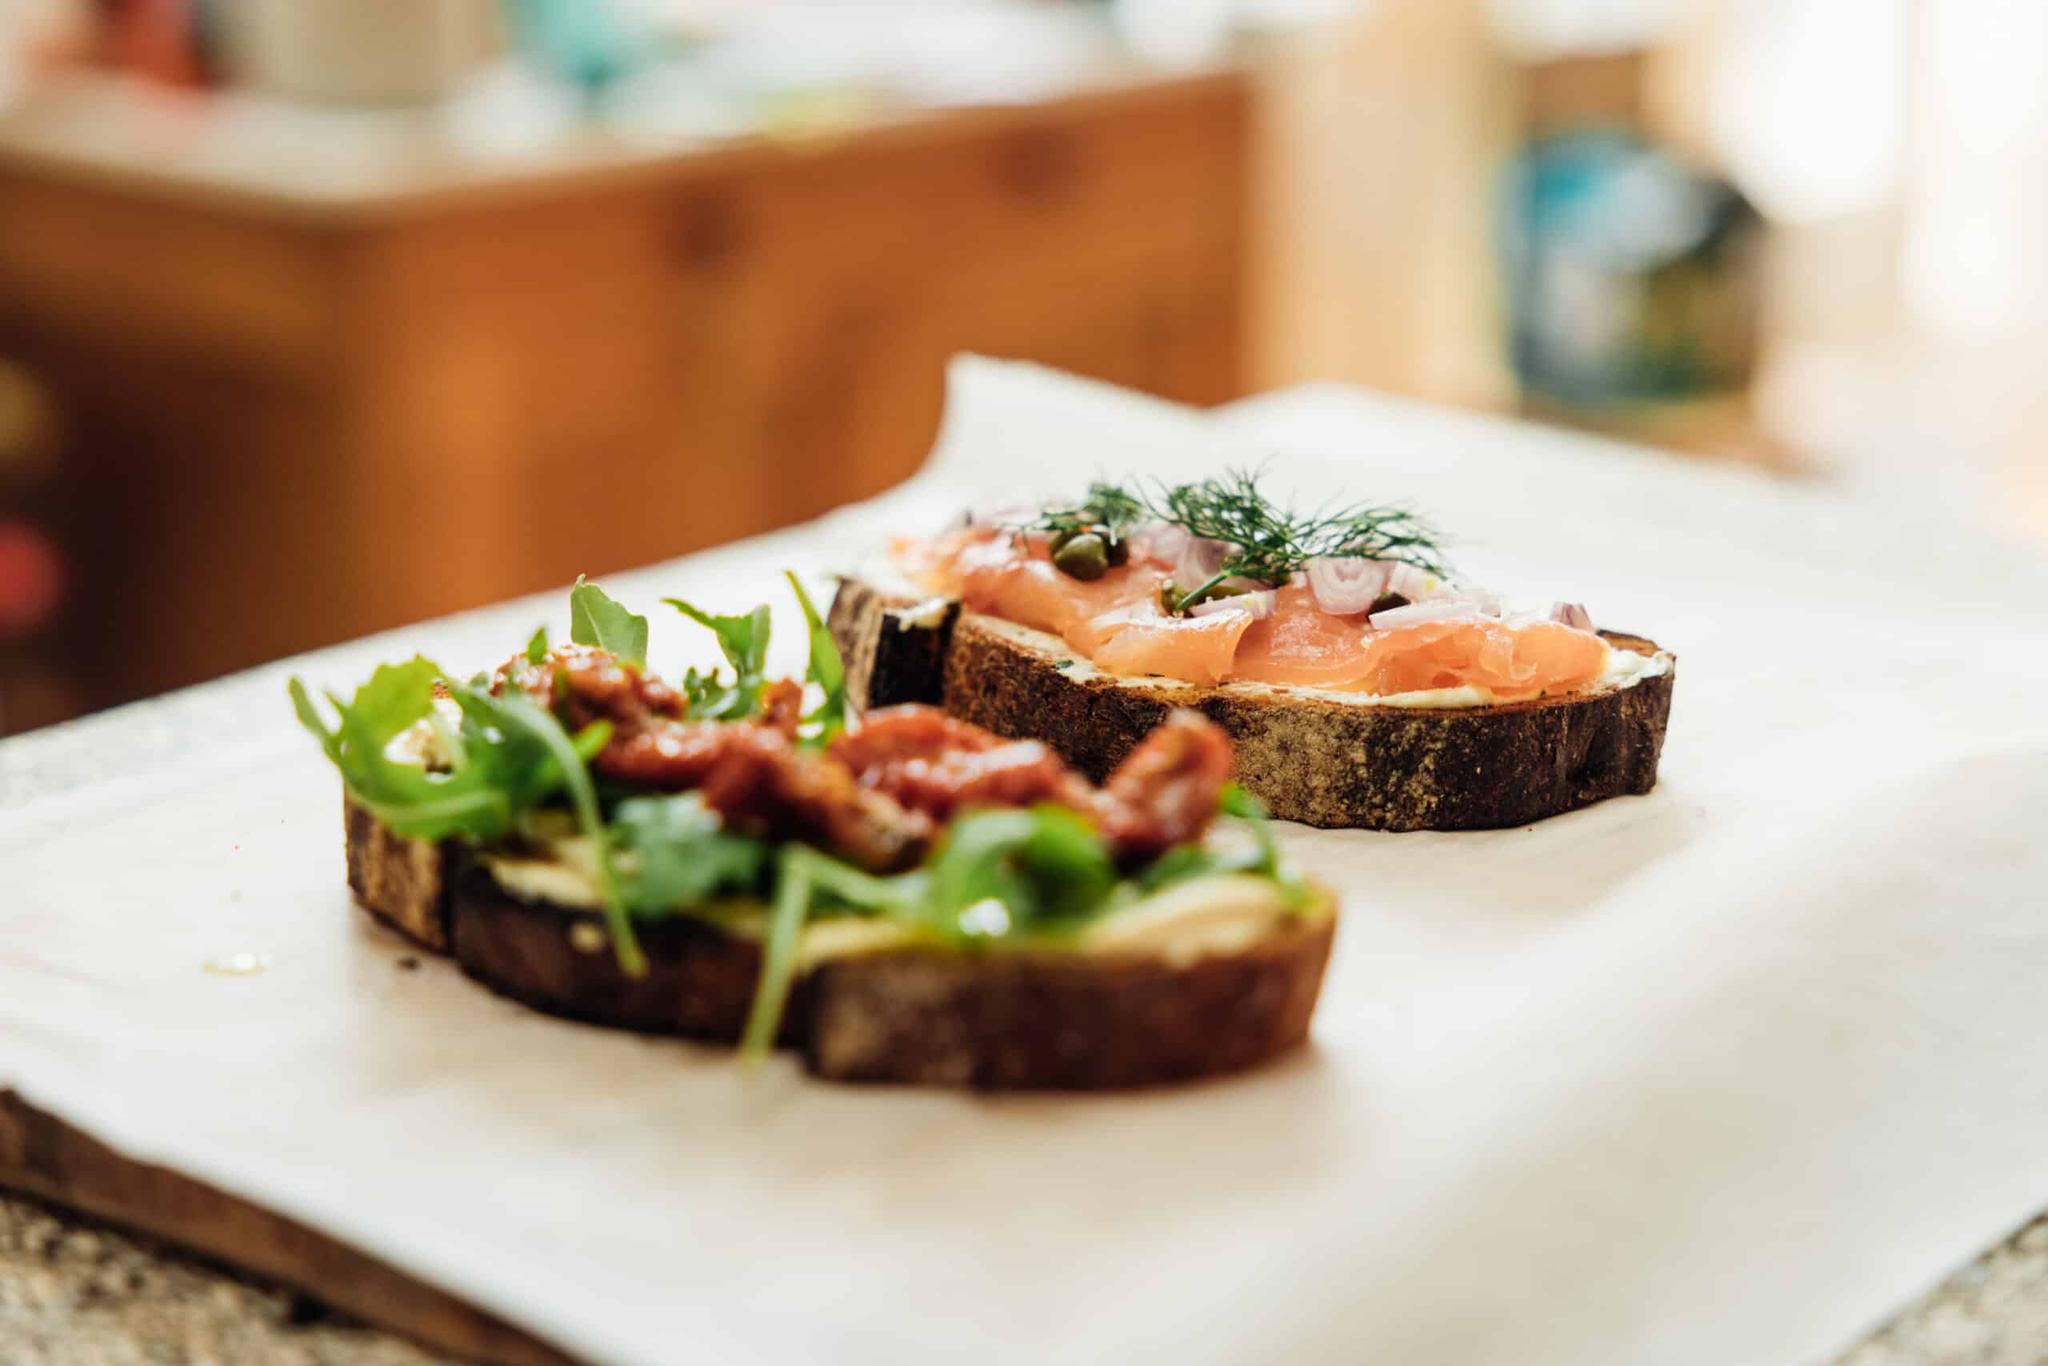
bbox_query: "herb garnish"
[784,571,846,743]
[660,575,844,741]
[922,805,1117,937]
[1026,481,1146,581]
[1034,468,1448,610]
[1136,783,1308,907]
[733,788,1308,1053]
[1036,481,1146,542]
[448,680,644,974]
[289,658,608,845]
[289,657,642,972]
[611,793,767,915]
[569,577,649,665]
[663,598,771,720]
[735,844,927,1062]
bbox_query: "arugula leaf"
[1138,782,1304,902]
[922,806,1117,940]
[289,659,513,841]
[289,676,343,764]
[718,792,1292,1063]
[525,625,550,663]
[734,842,923,1063]
[1218,783,1267,821]
[807,856,918,914]
[740,845,816,1064]
[1134,843,1222,890]
[664,598,770,719]
[291,658,642,970]
[729,806,1123,1063]
[784,571,846,742]
[569,577,649,665]
[445,680,645,975]
[1219,782,1281,876]
[611,794,767,915]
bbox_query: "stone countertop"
[2,1186,2045,1365]
[0,1191,442,1365]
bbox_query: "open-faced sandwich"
[291,576,1334,1090]
[831,471,1674,831]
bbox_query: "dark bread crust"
[803,918,1332,1088]
[830,575,1675,831]
[827,573,958,710]
[343,808,1335,1090]
[344,797,449,950]
[447,850,779,1045]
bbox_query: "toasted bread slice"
[343,803,1335,1090]
[828,572,1675,831]
[344,797,448,950]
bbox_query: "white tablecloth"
[4,359,2046,1365]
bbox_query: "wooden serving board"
[0,1089,568,1364]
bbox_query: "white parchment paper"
[4,359,2047,1366]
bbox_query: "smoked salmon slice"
[1230,583,1376,689]
[1083,606,1254,686]
[1350,618,1607,699]
[899,531,1608,701]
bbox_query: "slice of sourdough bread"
[343,800,1335,1090]
[827,573,1675,832]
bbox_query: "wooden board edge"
[0,1088,576,1366]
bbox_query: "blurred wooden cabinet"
[0,71,1248,711]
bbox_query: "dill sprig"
[1034,481,1146,540]
[1162,468,1448,582]
[1022,469,1449,606]
[1064,468,1449,607]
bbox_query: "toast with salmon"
[298,576,1335,1090]
[829,473,1675,831]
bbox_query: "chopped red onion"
[1385,562,1442,602]
[1135,521,1184,560]
[1189,590,1276,620]
[1128,523,1240,587]
[1305,557,1394,615]
[1134,521,1183,564]
[1368,597,1486,630]
[1551,601,1594,631]
[1174,538,1236,589]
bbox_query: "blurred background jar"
[223,0,502,103]
[1501,48,1769,462]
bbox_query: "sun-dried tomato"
[757,677,804,740]
[490,653,1234,872]
[833,704,1233,863]
[491,645,686,732]
[1090,710,1236,862]
[828,706,1092,823]
[596,714,928,873]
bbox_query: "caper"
[1104,533,1129,566]
[1053,531,1110,580]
